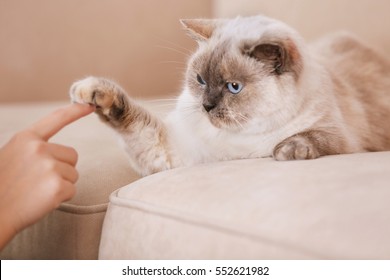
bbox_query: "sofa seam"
[57,202,108,215]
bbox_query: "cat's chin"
[207,114,244,132]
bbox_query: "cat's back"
[311,32,390,150]
[311,32,390,86]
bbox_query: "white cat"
[70,15,390,176]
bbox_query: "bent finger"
[55,162,79,184]
[56,180,77,204]
[28,103,95,141]
[47,143,78,166]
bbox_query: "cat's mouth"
[205,108,248,131]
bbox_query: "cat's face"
[186,42,257,130]
[183,16,305,132]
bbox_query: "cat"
[70,15,390,176]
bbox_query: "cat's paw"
[70,77,127,125]
[273,135,320,160]
[70,77,98,105]
[70,77,114,109]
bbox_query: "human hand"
[0,103,94,249]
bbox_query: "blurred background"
[0,0,389,103]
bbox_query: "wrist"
[0,206,19,250]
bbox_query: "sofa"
[1,101,390,260]
[1,0,390,259]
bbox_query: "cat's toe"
[273,135,320,160]
[69,76,100,105]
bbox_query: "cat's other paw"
[273,135,320,160]
[69,77,127,125]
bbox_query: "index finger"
[28,103,95,140]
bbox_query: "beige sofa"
[1,102,390,260]
[1,1,390,259]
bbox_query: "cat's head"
[181,16,306,132]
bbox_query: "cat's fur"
[70,15,390,176]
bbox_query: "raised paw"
[273,135,320,161]
[69,76,128,125]
[70,77,113,108]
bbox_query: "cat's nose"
[203,103,216,112]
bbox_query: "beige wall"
[214,0,390,55]
[0,0,212,103]
[2,1,388,103]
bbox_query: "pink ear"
[180,19,217,41]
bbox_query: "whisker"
[235,111,248,120]
[227,110,245,130]
[145,98,181,102]
[147,102,177,107]
[175,67,189,72]
[231,114,244,130]
[155,45,191,57]
[180,111,203,123]
[155,37,194,54]
[157,60,187,66]
[178,104,202,113]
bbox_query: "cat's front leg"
[273,130,343,160]
[70,76,173,175]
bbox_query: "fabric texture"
[99,152,390,259]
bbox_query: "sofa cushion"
[99,151,390,259]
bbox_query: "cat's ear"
[180,19,216,41]
[243,40,303,78]
[250,43,286,75]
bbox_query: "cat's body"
[70,15,390,176]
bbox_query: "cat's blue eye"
[196,74,206,85]
[226,82,243,94]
